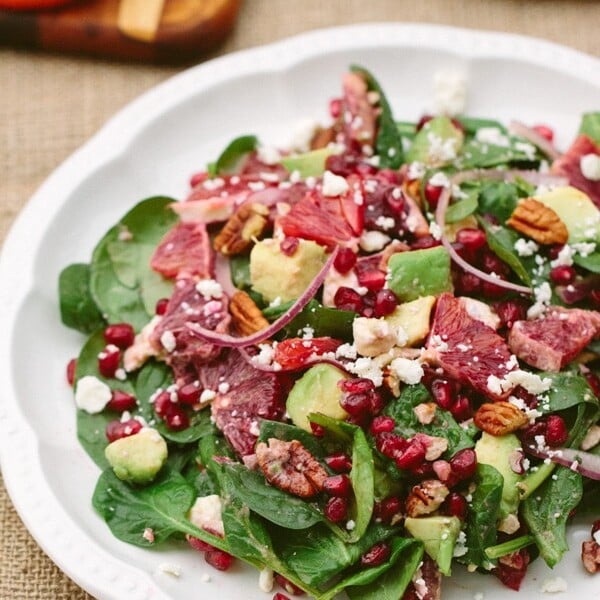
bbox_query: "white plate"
[1,23,599,600]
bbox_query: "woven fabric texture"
[1,0,598,598]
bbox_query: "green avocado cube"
[281,147,338,178]
[406,116,464,167]
[387,246,453,301]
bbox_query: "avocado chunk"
[536,186,600,243]
[385,295,436,346]
[281,147,338,178]
[405,515,462,576]
[406,116,464,167]
[250,238,327,302]
[475,432,524,519]
[105,428,168,485]
[387,247,453,302]
[286,364,349,431]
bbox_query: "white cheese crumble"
[346,357,384,387]
[408,161,426,180]
[527,282,552,319]
[550,244,575,268]
[429,221,443,240]
[196,279,223,300]
[200,389,217,403]
[572,241,596,257]
[142,528,155,543]
[336,343,358,360]
[428,171,451,188]
[201,573,211,583]
[359,230,391,252]
[218,382,230,394]
[453,530,468,557]
[346,519,356,531]
[189,495,224,536]
[540,577,568,593]
[375,215,396,231]
[427,132,458,163]
[433,70,467,116]
[475,127,510,147]
[389,357,424,385]
[322,170,349,197]
[257,145,281,165]
[158,563,181,578]
[580,153,600,181]
[505,370,552,395]
[75,376,112,414]
[258,567,274,593]
[160,330,177,353]
[514,238,539,257]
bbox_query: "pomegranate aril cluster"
[187,535,234,572]
[105,418,142,443]
[339,377,384,422]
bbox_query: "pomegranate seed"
[481,280,507,299]
[155,297,169,315]
[66,358,77,386]
[153,390,173,418]
[395,440,427,470]
[340,378,375,394]
[178,381,201,405]
[449,448,477,481]
[456,228,487,255]
[520,420,547,444]
[370,415,396,435]
[333,247,357,273]
[550,265,576,285]
[433,459,453,483]
[431,379,454,410]
[360,542,391,567]
[323,474,352,497]
[494,298,528,329]
[163,405,190,431]
[190,171,208,187]
[376,432,407,458]
[443,492,468,519]
[356,269,386,292]
[376,496,402,524]
[187,535,217,552]
[410,236,441,250]
[411,461,434,477]
[105,418,142,442]
[98,345,120,378]
[107,389,137,412]
[373,289,398,317]
[324,496,348,522]
[450,394,472,421]
[583,370,600,399]
[340,391,372,416]
[424,181,443,209]
[325,453,352,473]
[310,422,325,437]
[532,124,554,142]
[548,244,564,260]
[590,289,600,309]
[280,237,300,256]
[456,271,482,295]
[591,520,600,537]
[273,594,291,600]
[329,98,342,119]
[274,574,305,596]
[545,415,568,446]
[104,323,135,349]
[326,154,355,177]
[334,287,364,313]
[482,251,510,278]
[205,549,234,571]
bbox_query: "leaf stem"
[485,535,534,559]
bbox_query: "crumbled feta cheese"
[336,343,358,360]
[514,238,539,257]
[527,282,552,319]
[429,334,449,353]
[453,530,468,557]
[346,519,356,531]
[143,528,155,543]
[459,297,501,330]
[428,171,451,188]
[408,161,426,180]
[476,127,510,147]
[429,221,443,240]
[114,368,127,381]
[505,370,552,395]
[218,382,230,394]
[158,563,181,577]
[353,317,397,357]
[189,495,224,536]
[196,279,223,300]
[375,215,396,231]
[433,70,467,116]
[389,357,424,385]
[201,573,211,583]
[514,141,537,161]
[257,145,281,165]
[346,357,384,387]
[572,241,596,257]
[160,330,177,353]
[427,132,458,163]
[290,118,319,152]
[322,170,349,196]
[540,577,568,593]
[202,177,225,190]
[248,180,266,192]
[75,376,112,414]
[550,244,574,268]
[359,230,391,252]
[580,153,600,181]
[200,389,217,403]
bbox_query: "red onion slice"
[525,445,600,481]
[509,121,562,161]
[187,248,338,347]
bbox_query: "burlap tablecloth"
[1,1,599,597]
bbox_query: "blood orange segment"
[273,337,342,369]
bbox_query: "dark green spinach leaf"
[214,135,258,175]
[579,112,600,145]
[59,263,105,333]
[574,251,600,274]
[444,194,478,224]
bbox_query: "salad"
[59,65,600,599]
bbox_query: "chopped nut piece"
[310,126,337,150]
[581,425,600,451]
[405,479,449,517]
[582,540,600,574]
[474,401,528,436]
[214,202,269,255]
[414,402,437,425]
[506,198,568,245]
[256,438,328,498]
[229,291,270,336]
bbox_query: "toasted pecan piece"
[214,202,269,255]
[506,198,568,245]
[474,401,528,436]
[405,479,449,518]
[582,540,600,574]
[229,290,269,336]
[256,438,328,498]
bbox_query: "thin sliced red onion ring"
[187,248,338,347]
[215,253,237,297]
[238,346,349,373]
[435,169,567,297]
[525,445,600,481]
[509,121,562,161]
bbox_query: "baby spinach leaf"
[444,194,478,223]
[230,254,252,290]
[573,251,600,274]
[59,263,105,334]
[92,468,228,550]
[350,65,403,169]
[579,112,600,145]
[214,135,258,175]
[383,384,474,456]
[461,463,503,569]
[455,116,506,137]
[344,538,423,600]
[478,219,532,286]
[90,197,177,331]
[537,371,598,413]
[458,136,538,170]
[395,121,417,140]
[522,466,583,568]
[259,420,326,458]
[476,180,521,223]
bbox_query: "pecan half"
[310,125,337,150]
[256,438,328,498]
[405,479,449,517]
[214,202,269,255]
[474,401,528,436]
[506,198,568,245]
[582,540,600,574]
[229,290,269,336]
